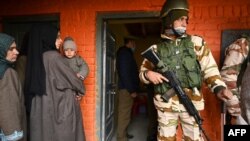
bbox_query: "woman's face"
[6,42,19,62]
[55,32,63,49]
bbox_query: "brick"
[194,6,202,18]
[209,6,217,17]
[189,30,205,38]
[85,97,95,104]
[224,6,233,17]
[207,18,226,25]
[195,24,217,31]
[241,5,249,17]
[217,6,224,17]
[233,5,241,17]
[148,0,163,7]
[204,30,220,39]
[188,6,193,19]
[202,7,209,18]
[248,4,250,15]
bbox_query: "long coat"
[0,68,27,141]
[30,51,85,141]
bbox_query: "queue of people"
[0,23,89,141]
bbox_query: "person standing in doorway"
[116,37,140,141]
[139,0,241,140]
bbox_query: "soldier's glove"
[225,95,241,117]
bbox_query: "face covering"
[173,26,186,36]
[131,47,136,52]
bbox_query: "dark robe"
[0,68,27,141]
[30,51,85,141]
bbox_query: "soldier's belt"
[162,88,201,102]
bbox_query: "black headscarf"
[0,33,15,79]
[19,31,29,56]
[24,23,58,96]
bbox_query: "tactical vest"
[154,36,202,94]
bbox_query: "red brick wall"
[1,0,250,141]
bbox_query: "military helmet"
[160,0,189,19]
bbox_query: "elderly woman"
[0,33,26,141]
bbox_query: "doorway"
[96,11,161,141]
[2,14,59,50]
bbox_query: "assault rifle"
[141,47,210,141]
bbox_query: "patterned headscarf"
[0,33,15,79]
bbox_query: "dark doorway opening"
[2,14,59,50]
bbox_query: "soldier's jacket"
[139,34,226,112]
[220,37,249,98]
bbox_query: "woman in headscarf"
[0,33,26,141]
[24,23,85,141]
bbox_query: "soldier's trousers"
[156,110,204,141]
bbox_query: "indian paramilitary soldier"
[139,0,241,140]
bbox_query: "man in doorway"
[116,37,140,141]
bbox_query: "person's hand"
[216,88,233,101]
[217,89,241,116]
[145,70,168,85]
[225,95,241,116]
[76,73,81,78]
[130,92,137,98]
[75,93,83,101]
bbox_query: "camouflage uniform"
[220,37,249,124]
[139,34,226,141]
[220,37,249,98]
[139,0,240,140]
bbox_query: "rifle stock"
[141,47,210,141]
